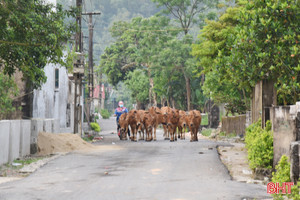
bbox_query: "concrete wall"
[8,120,21,162]
[0,121,10,166]
[221,115,246,137]
[20,120,31,157]
[271,105,300,167]
[0,118,62,166]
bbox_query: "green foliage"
[271,155,300,200]
[90,122,101,132]
[152,0,219,35]
[82,134,94,142]
[271,155,291,200]
[100,109,110,119]
[289,180,300,200]
[245,119,273,169]
[124,69,149,104]
[229,0,300,105]
[191,4,250,114]
[0,0,77,88]
[201,114,208,125]
[0,73,19,119]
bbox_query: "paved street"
[0,118,270,200]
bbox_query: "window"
[55,68,59,89]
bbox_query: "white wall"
[32,64,75,133]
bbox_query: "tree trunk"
[149,77,157,106]
[147,65,157,107]
[183,71,191,111]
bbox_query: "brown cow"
[136,110,145,140]
[177,110,188,140]
[166,109,179,142]
[161,106,171,139]
[128,109,138,142]
[148,107,162,141]
[187,110,202,142]
[119,113,129,140]
[143,111,155,141]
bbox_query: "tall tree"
[100,16,179,106]
[0,0,76,88]
[152,0,218,110]
[192,4,250,114]
[227,0,299,105]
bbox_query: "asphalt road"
[0,117,270,200]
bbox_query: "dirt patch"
[38,132,97,156]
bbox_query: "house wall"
[32,64,74,133]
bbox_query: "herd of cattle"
[118,107,202,142]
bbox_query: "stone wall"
[221,115,246,137]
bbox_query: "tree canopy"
[0,0,77,88]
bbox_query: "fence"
[221,115,246,137]
[0,118,61,166]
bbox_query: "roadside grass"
[82,134,94,142]
[219,131,237,138]
[12,157,44,168]
[201,129,212,137]
[0,156,46,177]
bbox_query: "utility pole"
[82,12,101,125]
[73,0,84,135]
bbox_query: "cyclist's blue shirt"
[115,107,128,122]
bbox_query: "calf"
[177,110,188,140]
[166,109,179,142]
[187,110,202,142]
[119,113,129,140]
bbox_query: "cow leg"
[153,126,157,141]
[163,125,169,140]
[182,128,185,140]
[134,127,138,142]
[178,127,183,140]
[194,127,199,141]
[190,128,194,142]
[169,127,174,142]
[142,127,145,140]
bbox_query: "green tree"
[100,16,179,105]
[124,69,150,105]
[0,73,18,119]
[0,0,76,88]
[152,0,219,110]
[192,4,250,114]
[228,0,299,105]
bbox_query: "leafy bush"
[245,119,273,169]
[271,155,291,200]
[100,109,110,119]
[90,122,100,132]
[271,155,300,200]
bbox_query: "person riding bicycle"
[114,101,129,139]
